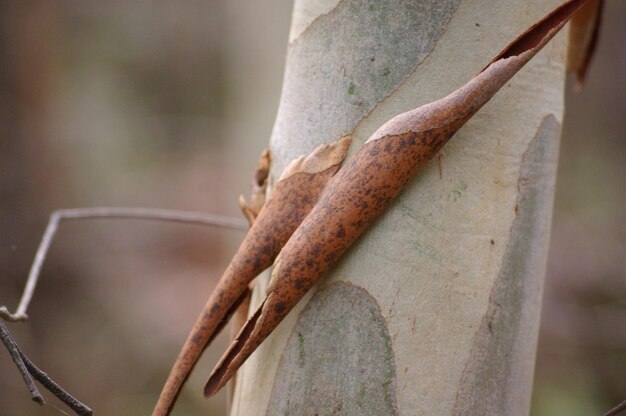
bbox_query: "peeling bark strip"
[152,136,351,416]
[566,0,603,90]
[204,0,590,397]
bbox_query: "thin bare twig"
[0,207,248,322]
[19,350,93,416]
[0,319,93,415]
[604,400,626,416]
[0,320,45,405]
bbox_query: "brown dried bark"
[152,136,351,416]
[566,0,603,90]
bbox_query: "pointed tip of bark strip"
[204,299,267,398]
[368,0,590,144]
[204,363,229,398]
[488,0,590,67]
[280,135,352,180]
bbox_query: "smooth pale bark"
[230,1,566,415]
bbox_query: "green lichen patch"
[348,81,356,95]
[447,180,467,202]
[267,282,398,415]
[452,115,561,414]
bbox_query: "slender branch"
[0,319,93,415]
[19,350,93,416]
[604,400,626,416]
[0,320,45,405]
[0,207,248,322]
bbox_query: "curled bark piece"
[204,0,590,397]
[152,135,351,416]
[239,149,271,225]
[566,0,603,91]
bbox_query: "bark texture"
[230,1,567,415]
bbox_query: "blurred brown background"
[0,1,623,415]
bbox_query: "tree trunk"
[231,0,567,414]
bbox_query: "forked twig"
[0,319,92,415]
[19,350,93,416]
[0,207,244,413]
[0,320,44,405]
[0,207,248,322]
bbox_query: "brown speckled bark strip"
[205,115,466,398]
[152,137,351,416]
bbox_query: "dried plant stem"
[0,319,93,415]
[604,400,626,416]
[0,320,44,404]
[19,350,93,416]
[0,207,248,322]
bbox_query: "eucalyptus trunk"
[230,0,566,414]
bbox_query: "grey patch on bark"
[452,115,561,415]
[266,282,398,416]
[270,0,461,176]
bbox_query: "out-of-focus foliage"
[0,1,623,415]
